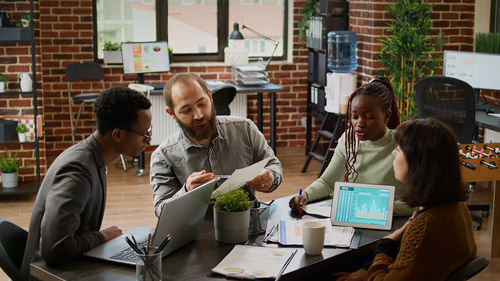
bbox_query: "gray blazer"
[21,135,107,276]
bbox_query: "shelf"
[0,90,34,95]
[0,27,33,42]
[0,140,37,146]
[0,180,39,196]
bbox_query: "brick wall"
[2,0,498,180]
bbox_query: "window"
[93,0,287,62]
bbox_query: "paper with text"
[278,219,354,247]
[211,158,270,198]
[300,198,332,218]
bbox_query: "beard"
[175,104,217,143]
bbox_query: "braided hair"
[343,76,400,182]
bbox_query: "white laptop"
[84,179,216,265]
[330,182,395,231]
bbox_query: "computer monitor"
[121,41,170,75]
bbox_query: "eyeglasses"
[120,126,152,145]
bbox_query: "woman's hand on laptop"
[100,226,123,242]
[288,192,309,215]
[186,170,217,192]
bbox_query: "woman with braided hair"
[289,76,413,216]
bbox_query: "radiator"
[150,94,247,145]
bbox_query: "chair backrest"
[66,62,104,82]
[415,76,476,143]
[0,219,28,281]
[211,85,237,116]
[445,256,489,281]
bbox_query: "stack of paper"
[212,245,296,279]
[232,63,269,86]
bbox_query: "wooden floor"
[1,146,499,280]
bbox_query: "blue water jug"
[327,30,357,73]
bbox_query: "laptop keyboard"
[110,239,148,262]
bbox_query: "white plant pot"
[213,208,250,244]
[0,81,5,93]
[103,51,123,64]
[18,133,26,142]
[1,172,18,188]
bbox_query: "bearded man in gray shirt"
[150,73,282,217]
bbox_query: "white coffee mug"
[302,221,326,255]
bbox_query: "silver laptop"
[84,179,216,265]
[330,182,395,230]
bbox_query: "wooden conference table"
[30,196,405,281]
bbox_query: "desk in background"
[150,82,284,153]
[30,196,405,281]
[476,103,500,142]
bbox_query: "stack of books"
[232,63,269,86]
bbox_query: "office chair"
[415,76,488,229]
[66,62,105,144]
[211,85,236,115]
[445,256,489,281]
[0,219,29,281]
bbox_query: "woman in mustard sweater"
[289,77,413,216]
[365,118,476,281]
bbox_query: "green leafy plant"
[0,150,21,173]
[475,33,500,54]
[298,0,319,43]
[214,188,251,212]
[378,0,447,121]
[103,41,121,51]
[16,124,28,133]
[0,74,7,83]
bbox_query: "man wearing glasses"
[21,87,152,273]
[150,73,282,217]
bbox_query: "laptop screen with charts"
[83,179,216,266]
[330,182,395,231]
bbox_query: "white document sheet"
[211,158,270,198]
[278,219,354,248]
[300,198,332,218]
[212,245,296,279]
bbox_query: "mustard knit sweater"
[368,201,476,281]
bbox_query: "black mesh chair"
[0,219,28,281]
[445,256,489,281]
[415,76,488,229]
[415,76,476,143]
[211,85,236,115]
[66,62,105,144]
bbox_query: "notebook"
[83,179,216,265]
[330,182,395,230]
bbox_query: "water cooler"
[324,30,357,114]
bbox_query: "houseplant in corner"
[0,150,21,188]
[103,41,122,64]
[213,188,251,244]
[16,123,29,142]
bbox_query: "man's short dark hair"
[395,118,468,208]
[94,86,152,134]
[163,73,210,110]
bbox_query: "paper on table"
[300,198,332,218]
[212,245,296,279]
[211,158,270,198]
[488,113,500,118]
[278,219,354,248]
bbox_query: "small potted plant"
[16,123,29,142]
[103,41,122,64]
[0,73,7,93]
[213,188,251,244]
[21,12,30,27]
[0,150,21,189]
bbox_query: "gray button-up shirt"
[150,116,283,217]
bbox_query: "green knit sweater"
[303,128,413,216]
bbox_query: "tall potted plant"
[379,0,446,121]
[0,150,21,188]
[213,188,251,244]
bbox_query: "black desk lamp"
[229,22,279,70]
